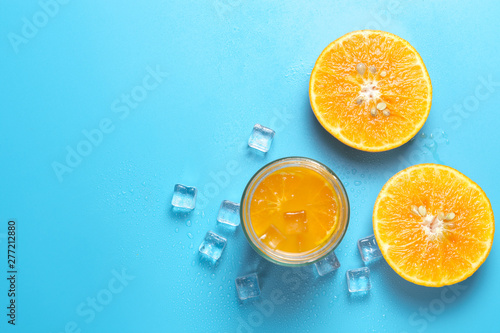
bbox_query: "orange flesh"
[309,30,432,151]
[250,166,339,253]
[373,164,495,287]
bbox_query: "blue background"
[1,0,499,332]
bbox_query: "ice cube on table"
[314,251,340,276]
[357,234,382,263]
[199,231,227,261]
[248,124,275,153]
[217,200,240,227]
[235,273,261,300]
[283,210,308,235]
[346,267,371,293]
[171,184,197,211]
[259,225,286,249]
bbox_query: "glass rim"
[240,156,350,266]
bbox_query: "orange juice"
[241,157,349,266]
[250,166,339,253]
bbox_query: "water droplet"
[424,139,443,164]
[441,130,450,144]
[354,181,362,186]
[175,228,179,233]
[187,233,193,239]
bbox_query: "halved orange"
[309,30,432,152]
[373,164,494,287]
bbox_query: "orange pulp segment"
[373,164,494,287]
[250,166,339,253]
[309,30,432,152]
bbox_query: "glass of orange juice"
[241,157,349,266]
